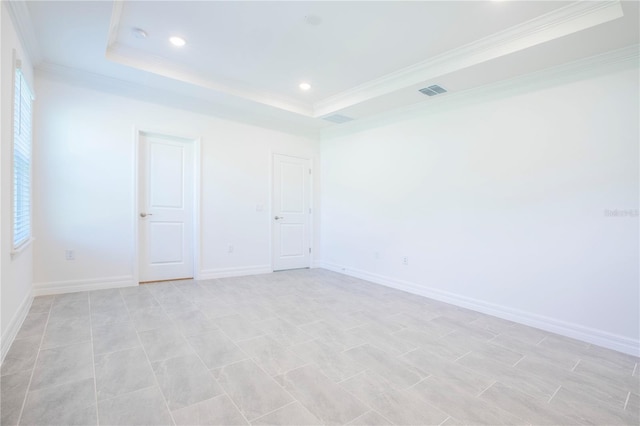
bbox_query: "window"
[13,67,33,250]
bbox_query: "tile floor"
[1,268,639,425]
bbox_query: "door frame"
[270,152,314,271]
[133,128,201,284]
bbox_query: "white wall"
[1,2,35,359]
[320,66,639,354]
[33,74,319,293]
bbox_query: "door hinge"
[309,247,311,254]
[309,169,312,175]
[309,208,311,214]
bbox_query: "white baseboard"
[32,275,136,296]
[320,262,640,356]
[312,260,326,268]
[198,265,272,280]
[1,293,33,363]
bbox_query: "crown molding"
[35,61,323,139]
[4,0,42,64]
[105,44,314,117]
[312,0,624,117]
[320,44,640,140]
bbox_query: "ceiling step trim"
[105,44,314,117]
[106,0,125,50]
[35,61,323,139]
[313,0,625,117]
[320,43,640,139]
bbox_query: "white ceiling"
[14,1,640,133]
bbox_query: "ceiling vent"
[322,114,354,124]
[419,84,447,97]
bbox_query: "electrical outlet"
[228,244,234,254]
[402,256,409,266]
[65,250,75,261]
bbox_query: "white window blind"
[13,68,33,249]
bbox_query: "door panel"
[149,222,184,264]
[150,143,184,208]
[279,223,304,257]
[280,163,305,213]
[139,134,194,282]
[273,154,311,271]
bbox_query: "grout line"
[249,399,298,422]
[624,391,631,411]
[399,347,420,358]
[476,380,497,398]
[536,336,547,346]
[632,362,638,378]
[335,370,366,385]
[274,361,314,379]
[212,381,252,425]
[232,334,269,345]
[96,384,158,403]
[349,403,394,426]
[547,385,562,403]
[373,410,396,426]
[16,296,55,425]
[571,359,581,372]
[346,411,372,425]
[512,354,526,368]
[453,350,472,363]
[88,294,100,426]
[396,347,419,358]
[438,415,452,426]
[407,373,432,390]
[339,342,368,354]
[343,323,364,332]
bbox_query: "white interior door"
[139,133,194,282]
[272,154,311,271]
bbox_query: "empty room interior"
[1,0,639,425]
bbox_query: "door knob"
[140,212,153,218]
[274,216,284,220]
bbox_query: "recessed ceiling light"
[169,36,186,47]
[132,28,148,39]
[299,82,311,91]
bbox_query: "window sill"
[11,237,34,260]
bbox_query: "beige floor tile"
[282,365,368,425]
[2,269,635,426]
[251,401,321,425]
[172,394,248,425]
[217,359,294,421]
[347,410,393,425]
[479,381,578,425]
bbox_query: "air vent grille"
[419,85,447,97]
[323,114,354,124]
